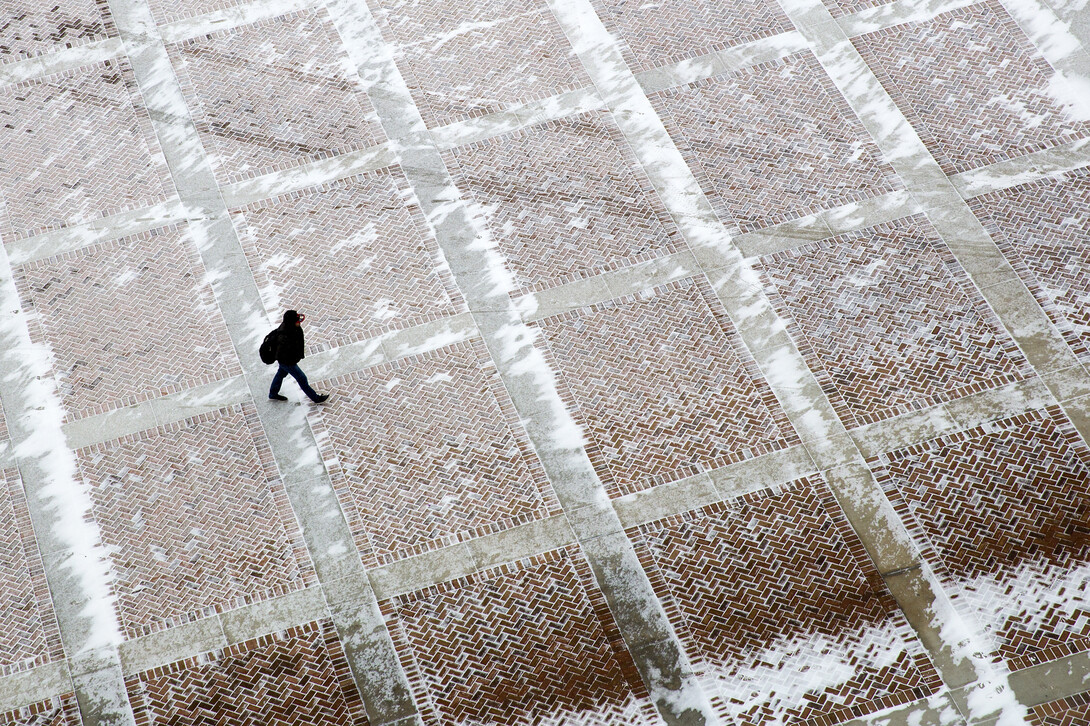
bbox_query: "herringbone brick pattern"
[652,51,901,233]
[629,477,941,726]
[0,0,114,61]
[370,0,592,128]
[166,10,384,183]
[311,340,561,566]
[14,225,240,420]
[590,0,793,73]
[532,276,797,497]
[383,547,658,725]
[145,0,246,24]
[971,168,1090,361]
[76,404,315,638]
[756,215,1031,427]
[0,59,172,241]
[0,469,63,677]
[853,0,1090,175]
[234,169,463,351]
[0,695,82,726]
[1030,692,1090,726]
[871,408,1090,670]
[444,113,682,294]
[126,621,368,726]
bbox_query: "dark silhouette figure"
[268,310,329,403]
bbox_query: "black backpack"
[259,329,280,365]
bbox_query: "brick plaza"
[0,0,1089,723]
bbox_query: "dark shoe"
[313,394,330,404]
[269,394,288,401]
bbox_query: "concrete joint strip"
[0,240,129,720]
[219,142,400,209]
[0,37,126,88]
[157,0,318,44]
[117,616,227,677]
[882,565,985,691]
[835,0,979,37]
[952,140,1090,199]
[5,200,190,269]
[822,461,920,574]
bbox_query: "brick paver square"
[77,404,315,638]
[1030,692,1090,726]
[15,225,240,420]
[871,408,1090,671]
[0,695,81,726]
[590,0,793,73]
[755,215,1031,428]
[853,0,1090,175]
[126,621,368,726]
[629,477,941,726]
[652,51,901,233]
[0,469,63,677]
[0,59,172,241]
[371,0,592,128]
[444,112,682,294]
[0,0,115,61]
[234,169,463,351]
[312,340,561,566]
[532,276,798,498]
[971,168,1090,362]
[166,10,384,183]
[382,547,659,725]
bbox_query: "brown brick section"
[0,0,115,61]
[76,404,316,639]
[853,0,1090,175]
[652,50,901,233]
[233,168,464,352]
[0,695,82,726]
[14,224,241,421]
[370,0,593,128]
[126,621,368,726]
[382,546,659,725]
[444,112,682,294]
[590,0,793,73]
[629,477,941,726]
[166,9,384,183]
[970,167,1090,362]
[0,59,173,242]
[756,215,1031,428]
[1030,692,1090,726]
[0,469,64,677]
[311,339,561,566]
[871,408,1090,671]
[532,276,798,497]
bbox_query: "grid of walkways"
[0,0,1089,723]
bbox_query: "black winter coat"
[275,324,306,366]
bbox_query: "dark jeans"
[270,363,320,402]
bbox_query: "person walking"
[268,310,329,403]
